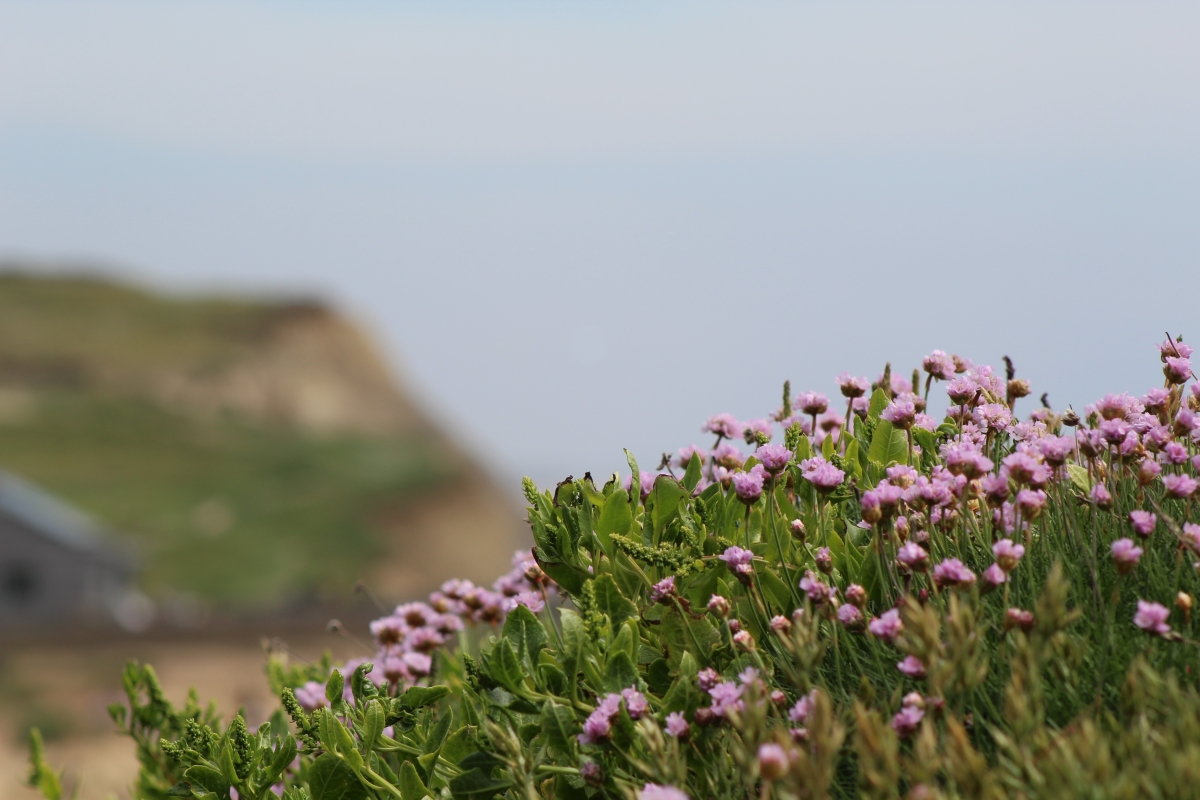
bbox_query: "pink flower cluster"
[578,687,649,745]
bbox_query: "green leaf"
[487,639,526,694]
[867,388,889,420]
[682,453,703,493]
[541,700,578,757]
[595,489,632,557]
[559,609,586,676]
[425,712,453,754]
[659,608,720,671]
[362,700,385,750]
[398,761,430,800]
[867,419,908,467]
[821,432,835,458]
[535,558,589,596]
[592,574,637,630]
[649,475,686,545]
[1067,464,1091,493]
[325,670,345,705]
[399,686,451,709]
[182,766,228,795]
[449,770,511,800]
[441,726,477,765]
[754,564,794,614]
[602,649,639,694]
[502,604,549,668]
[264,735,299,785]
[308,754,368,800]
[624,449,641,510]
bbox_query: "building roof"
[0,472,132,567]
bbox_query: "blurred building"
[0,472,140,631]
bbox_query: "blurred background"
[0,1,1197,795]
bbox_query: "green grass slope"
[0,272,467,609]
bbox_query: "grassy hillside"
[0,271,503,610]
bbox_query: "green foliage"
[28,349,1200,799]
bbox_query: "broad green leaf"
[1067,464,1091,493]
[488,639,526,694]
[649,475,686,545]
[449,770,511,800]
[867,419,908,467]
[595,489,632,558]
[502,605,549,668]
[361,700,385,750]
[308,754,368,800]
[793,434,812,462]
[325,670,345,705]
[612,621,635,664]
[399,686,451,709]
[264,735,298,785]
[424,711,453,754]
[441,726,478,765]
[754,563,795,614]
[659,608,720,670]
[624,450,641,510]
[821,432,835,459]
[682,453,703,493]
[398,761,430,800]
[602,649,639,694]
[867,388,889,420]
[826,528,847,578]
[592,574,637,630]
[559,609,586,675]
[541,700,578,757]
[183,766,228,795]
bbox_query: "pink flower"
[932,558,976,589]
[896,542,929,571]
[718,547,755,576]
[664,712,689,738]
[1111,538,1143,574]
[789,690,817,723]
[1006,608,1035,632]
[1164,357,1192,385]
[890,705,925,737]
[1016,488,1048,519]
[1090,483,1113,509]
[707,594,732,617]
[650,577,676,604]
[799,570,836,604]
[923,350,956,380]
[755,443,793,474]
[1161,442,1190,466]
[992,539,1025,572]
[868,609,904,643]
[981,473,1010,504]
[703,413,743,440]
[946,376,978,405]
[794,391,829,416]
[1163,473,1198,499]
[757,743,791,780]
[638,785,690,800]
[623,471,657,500]
[881,398,916,430]
[837,603,864,630]
[897,655,926,678]
[697,667,720,691]
[1173,408,1198,437]
[732,466,766,504]
[294,681,327,711]
[804,461,845,492]
[1157,338,1194,361]
[1129,510,1157,538]
[742,418,775,444]
[982,564,1007,588]
[1184,523,1200,552]
[837,373,870,398]
[621,688,649,720]
[708,681,745,718]
[503,591,545,614]
[1133,600,1171,635]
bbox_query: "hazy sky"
[2,1,1198,489]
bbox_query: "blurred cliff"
[0,268,525,629]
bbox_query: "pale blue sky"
[1,1,1198,488]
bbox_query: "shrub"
[29,340,1200,799]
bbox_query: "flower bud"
[757,744,791,781]
[1177,592,1193,621]
[769,615,792,635]
[581,761,603,787]
[769,689,787,705]
[707,594,731,618]
[1004,608,1035,632]
[845,584,867,609]
[693,707,717,727]
[1007,378,1031,402]
[733,629,756,652]
[901,692,925,710]
[815,547,833,575]
[1062,408,1081,427]
[790,518,806,542]
[727,618,742,634]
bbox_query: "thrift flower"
[992,539,1025,572]
[638,785,690,800]
[881,398,917,430]
[664,712,689,738]
[697,668,720,691]
[718,547,754,578]
[1005,608,1035,632]
[757,744,791,780]
[794,391,829,416]
[897,655,927,678]
[1111,538,1143,575]
[674,444,708,468]
[982,563,1008,588]
[650,577,676,604]
[891,705,925,737]
[869,609,904,643]
[837,373,870,398]
[707,595,731,618]
[1129,510,1157,538]
[1163,473,1198,499]
[708,681,745,718]
[932,558,976,589]
[837,603,864,631]
[789,691,817,723]
[703,413,743,440]
[896,542,929,571]
[755,443,792,474]
[731,466,766,504]
[294,681,327,711]
[621,688,649,720]
[1133,600,1171,636]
